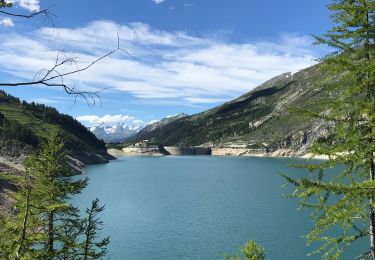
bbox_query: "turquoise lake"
[71,156,366,259]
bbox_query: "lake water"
[71,156,366,259]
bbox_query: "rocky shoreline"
[107,145,328,160]
[0,149,114,175]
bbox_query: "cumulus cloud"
[2,0,40,26]
[0,20,322,105]
[11,0,40,12]
[152,0,165,4]
[0,17,14,27]
[30,98,62,104]
[76,114,141,126]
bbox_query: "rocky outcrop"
[0,140,114,174]
[122,146,167,156]
[108,142,170,157]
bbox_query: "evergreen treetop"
[283,0,375,259]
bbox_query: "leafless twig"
[0,36,136,106]
[0,3,56,26]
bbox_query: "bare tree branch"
[0,0,56,26]
[0,7,52,19]
[0,36,136,105]
[0,2,137,105]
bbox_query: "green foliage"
[0,0,12,8]
[0,134,109,259]
[81,199,110,259]
[240,241,265,260]
[0,90,106,152]
[282,0,375,259]
[0,166,44,259]
[0,111,39,147]
[224,240,265,260]
[26,134,88,258]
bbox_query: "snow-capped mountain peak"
[90,122,146,143]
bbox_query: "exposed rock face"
[121,147,166,156]
[0,140,30,173]
[107,148,126,157]
[0,142,114,174]
[110,141,170,156]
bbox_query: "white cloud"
[0,17,14,27]
[0,20,322,105]
[76,114,140,126]
[148,119,159,124]
[2,0,40,26]
[30,98,62,104]
[152,0,165,4]
[185,97,228,104]
[12,0,40,12]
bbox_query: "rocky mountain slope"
[135,113,189,137]
[0,90,114,173]
[90,122,144,143]
[126,65,330,156]
[90,113,188,144]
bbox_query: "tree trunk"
[83,208,93,260]
[15,187,31,260]
[47,212,54,259]
[365,9,375,259]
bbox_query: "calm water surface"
[71,156,365,259]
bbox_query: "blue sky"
[0,0,331,126]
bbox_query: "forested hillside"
[0,90,112,170]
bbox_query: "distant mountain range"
[90,113,189,143]
[90,122,145,143]
[125,64,330,155]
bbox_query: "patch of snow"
[90,122,146,143]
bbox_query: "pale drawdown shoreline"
[107,147,329,160]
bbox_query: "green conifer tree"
[224,240,265,260]
[81,198,110,259]
[0,158,44,259]
[0,134,110,259]
[26,133,88,259]
[282,0,375,259]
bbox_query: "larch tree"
[0,134,110,259]
[282,0,375,259]
[224,240,265,260]
[81,198,110,260]
[25,134,88,259]
[0,158,44,259]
